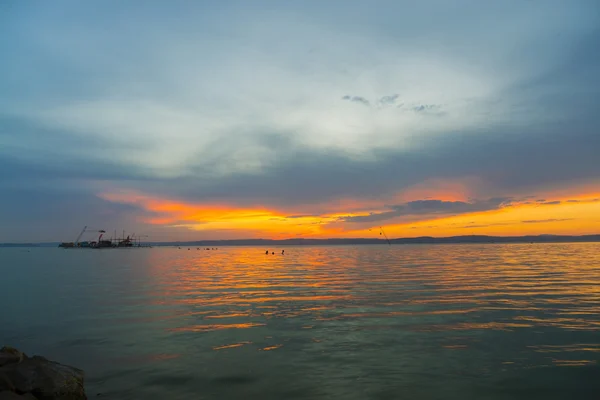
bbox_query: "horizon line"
[3,233,600,245]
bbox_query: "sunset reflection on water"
[1,243,599,399]
[145,244,600,335]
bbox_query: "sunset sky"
[1,0,599,242]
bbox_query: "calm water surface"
[1,244,599,399]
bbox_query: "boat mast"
[380,226,391,246]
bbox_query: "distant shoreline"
[2,234,600,247]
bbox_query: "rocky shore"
[0,346,86,400]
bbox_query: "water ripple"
[1,243,599,399]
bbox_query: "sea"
[1,244,599,399]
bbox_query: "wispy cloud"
[537,201,562,206]
[461,223,513,229]
[522,218,574,224]
[341,95,370,106]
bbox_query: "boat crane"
[74,226,105,246]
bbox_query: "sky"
[1,0,599,242]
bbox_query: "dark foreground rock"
[0,347,86,400]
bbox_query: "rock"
[0,391,20,400]
[0,348,25,368]
[0,347,86,400]
[0,392,37,399]
[0,372,16,391]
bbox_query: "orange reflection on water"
[513,316,600,331]
[204,313,250,319]
[315,307,481,321]
[413,322,535,332]
[170,323,266,332]
[443,345,468,350]
[141,243,600,346]
[552,359,597,367]
[213,342,252,350]
[260,344,283,351]
[529,344,600,353]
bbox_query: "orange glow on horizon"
[98,190,366,238]
[99,188,600,239]
[376,193,600,238]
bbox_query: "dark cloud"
[377,94,400,107]
[412,104,442,113]
[0,153,151,185]
[341,95,370,106]
[0,116,157,184]
[522,218,574,223]
[340,94,407,108]
[0,186,151,242]
[565,199,600,203]
[537,201,561,206]
[3,97,600,220]
[340,94,441,113]
[344,198,512,223]
[159,32,600,208]
[100,112,600,212]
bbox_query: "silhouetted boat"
[59,226,144,249]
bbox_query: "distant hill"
[0,243,42,248]
[149,234,600,247]
[2,235,599,247]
